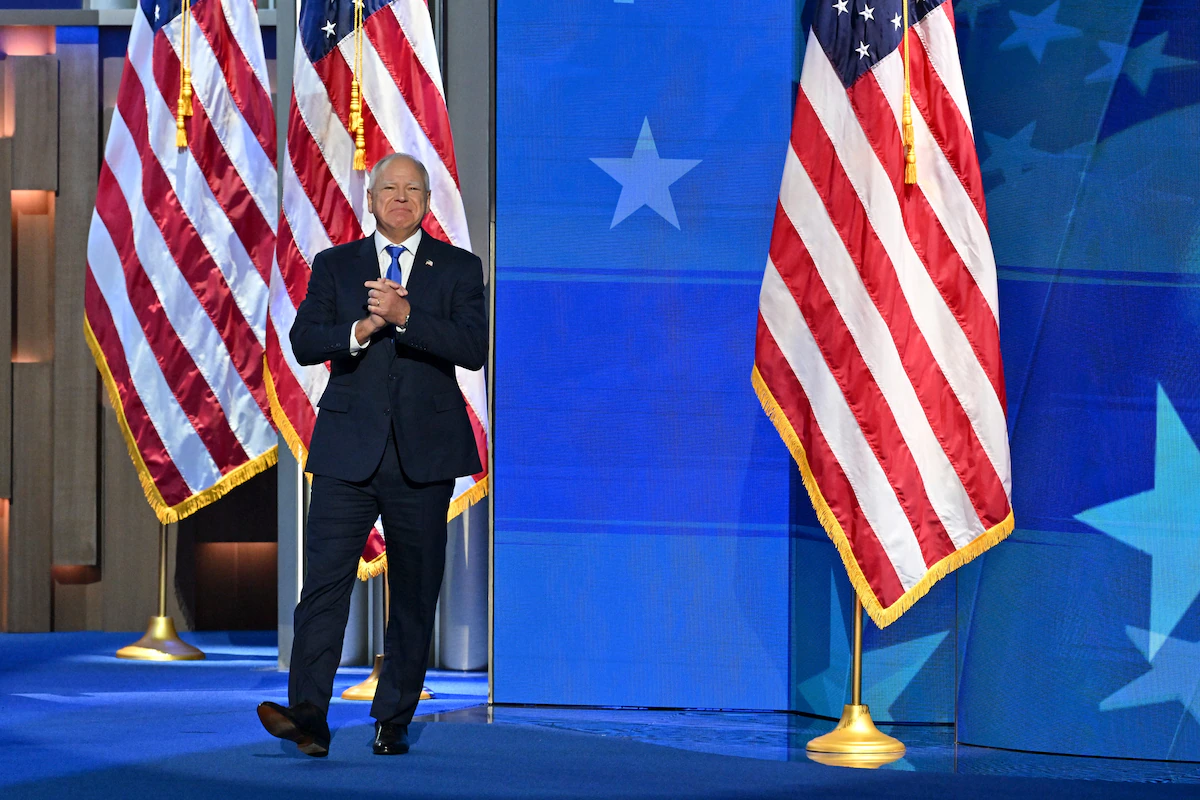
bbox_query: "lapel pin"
[425,259,433,267]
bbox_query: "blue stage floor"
[2,631,1198,798]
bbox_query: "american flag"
[84,0,278,523]
[754,0,1013,626]
[265,0,488,577]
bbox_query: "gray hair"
[368,152,430,194]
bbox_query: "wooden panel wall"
[0,26,277,634]
[0,140,11,500]
[52,40,100,566]
[8,194,55,631]
[8,363,52,631]
[10,55,57,191]
[14,199,54,361]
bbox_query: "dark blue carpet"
[1,632,1196,798]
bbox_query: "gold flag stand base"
[341,654,434,701]
[115,525,205,661]
[341,574,431,702]
[805,703,904,768]
[116,615,205,661]
[806,596,904,769]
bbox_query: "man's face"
[368,158,430,238]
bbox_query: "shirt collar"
[374,227,423,257]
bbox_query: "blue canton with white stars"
[299,0,392,64]
[139,0,184,31]
[812,0,946,88]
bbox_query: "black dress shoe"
[257,701,331,757]
[373,721,410,755]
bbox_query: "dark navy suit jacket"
[290,231,487,484]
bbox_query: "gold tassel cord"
[176,0,194,148]
[901,0,916,184]
[350,0,367,171]
[182,0,193,117]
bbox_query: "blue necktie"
[383,244,405,339]
[384,244,405,285]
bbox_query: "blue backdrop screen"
[492,0,797,709]
[493,0,1200,761]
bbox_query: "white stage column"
[438,0,493,672]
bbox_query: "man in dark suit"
[257,153,486,757]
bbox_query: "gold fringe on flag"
[354,476,491,580]
[358,551,387,581]
[85,319,278,524]
[902,0,916,184]
[751,364,1013,627]
[350,0,367,170]
[176,0,194,148]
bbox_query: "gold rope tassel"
[182,0,193,115]
[176,97,188,148]
[176,0,193,147]
[349,80,362,138]
[350,0,367,170]
[901,0,916,184]
[182,66,194,115]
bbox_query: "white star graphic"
[859,4,875,21]
[322,20,336,38]
[833,0,849,14]
[1076,385,1200,659]
[154,3,159,20]
[856,41,871,59]
[892,13,902,29]
[590,118,701,229]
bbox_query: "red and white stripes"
[85,0,278,522]
[265,0,489,549]
[754,2,1013,626]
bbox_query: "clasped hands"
[355,279,411,344]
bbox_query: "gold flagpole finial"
[901,0,916,184]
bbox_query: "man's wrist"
[354,317,379,345]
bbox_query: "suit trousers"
[288,428,453,725]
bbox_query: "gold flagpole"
[806,594,904,768]
[901,0,917,184]
[341,573,434,701]
[116,524,205,661]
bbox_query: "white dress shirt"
[350,228,423,354]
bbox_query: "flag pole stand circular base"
[115,616,205,661]
[341,655,434,701]
[806,704,904,768]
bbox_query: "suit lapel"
[406,228,436,296]
[353,236,378,286]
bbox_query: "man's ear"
[366,191,375,215]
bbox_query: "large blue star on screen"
[1076,385,1200,660]
[980,121,1087,182]
[1085,32,1198,96]
[798,574,948,721]
[999,1,1081,63]
[1100,627,1200,724]
[590,118,701,230]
